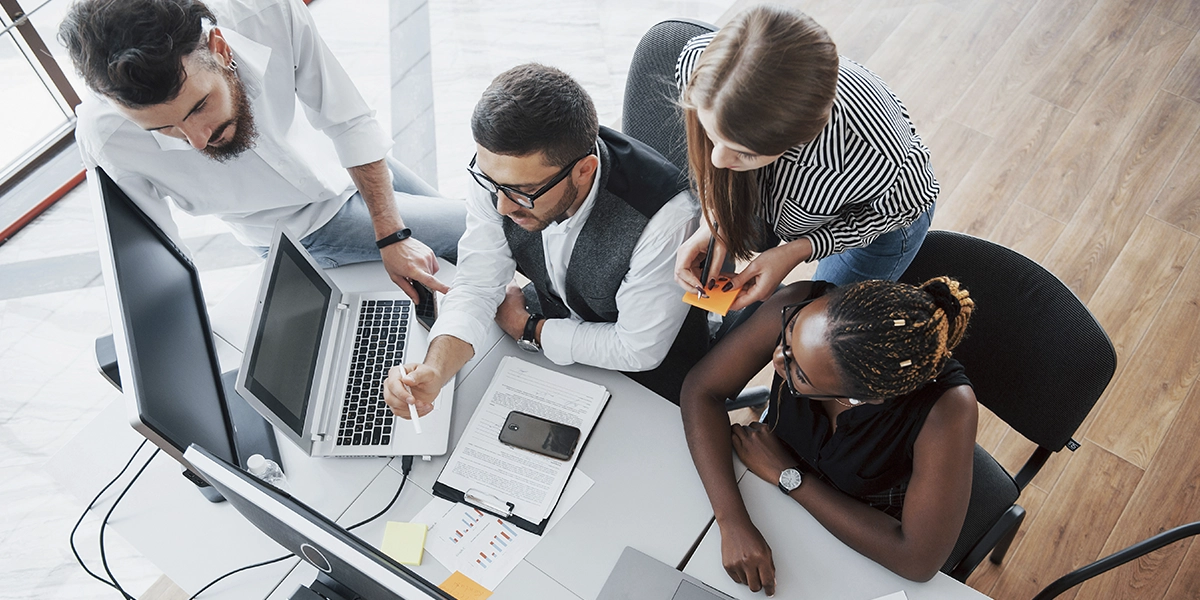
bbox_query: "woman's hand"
[719,519,777,596]
[731,421,796,486]
[725,239,813,311]
[675,224,727,292]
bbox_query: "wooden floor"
[725,0,1200,598]
[146,1,1200,598]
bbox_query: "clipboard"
[431,357,610,535]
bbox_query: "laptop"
[598,547,736,600]
[235,225,454,458]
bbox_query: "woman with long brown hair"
[681,277,977,592]
[674,5,938,311]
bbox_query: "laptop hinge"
[312,301,353,442]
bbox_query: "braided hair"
[824,277,974,399]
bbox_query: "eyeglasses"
[467,151,593,209]
[779,299,845,400]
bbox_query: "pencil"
[698,228,717,298]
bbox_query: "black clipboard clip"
[464,488,515,518]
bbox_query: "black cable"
[69,439,148,597]
[98,447,160,599]
[190,455,415,598]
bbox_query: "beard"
[201,67,259,162]
[510,176,580,232]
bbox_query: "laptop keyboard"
[337,299,410,447]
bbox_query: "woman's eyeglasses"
[780,299,845,400]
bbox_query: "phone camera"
[508,424,519,431]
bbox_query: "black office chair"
[1031,521,1200,599]
[896,230,1118,580]
[622,18,716,172]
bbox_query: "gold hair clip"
[899,360,913,368]
[893,319,906,326]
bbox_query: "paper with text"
[437,356,609,524]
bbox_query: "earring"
[227,59,238,72]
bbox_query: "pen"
[697,228,717,299]
[399,369,423,434]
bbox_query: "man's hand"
[384,363,443,418]
[495,282,530,340]
[379,238,449,302]
[719,519,777,596]
[730,421,795,486]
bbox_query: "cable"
[70,439,148,597]
[99,447,160,599]
[190,455,415,598]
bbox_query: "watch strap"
[375,228,413,249]
[522,313,544,346]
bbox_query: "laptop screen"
[243,235,332,435]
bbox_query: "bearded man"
[60,0,464,301]
[383,63,709,408]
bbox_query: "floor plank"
[1075,382,1200,599]
[1030,0,1155,111]
[1087,250,1200,469]
[1084,217,1197,363]
[1165,540,1200,599]
[1164,32,1200,103]
[1154,0,1200,30]
[924,119,994,201]
[989,443,1144,600]
[949,0,1099,137]
[1040,90,1200,302]
[1149,128,1200,237]
[1017,16,1192,224]
[931,95,1073,237]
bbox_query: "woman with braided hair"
[680,277,977,593]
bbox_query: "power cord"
[69,439,155,599]
[190,455,415,599]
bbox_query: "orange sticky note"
[439,571,491,599]
[682,276,740,316]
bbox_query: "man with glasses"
[60,0,464,302]
[384,63,705,409]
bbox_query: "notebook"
[235,225,454,457]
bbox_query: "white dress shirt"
[75,0,392,248]
[430,156,700,371]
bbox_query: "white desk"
[683,475,993,600]
[51,259,991,599]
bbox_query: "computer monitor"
[184,444,454,600]
[91,166,278,499]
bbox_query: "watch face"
[516,338,540,353]
[780,468,802,491]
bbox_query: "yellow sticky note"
[381,521,426,566]
[682,275,741,316]
[439,571,492,599]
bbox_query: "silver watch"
[778,467,803,495]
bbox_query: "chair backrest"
[897,231,1117,451]
[622,18,717,172]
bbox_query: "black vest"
[503,126,686,321]
[501,127,708,405]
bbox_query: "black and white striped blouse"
[676,33,938,261]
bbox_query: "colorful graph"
[446,507,486,545]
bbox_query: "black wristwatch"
[778,466,803,495]
[375,227,412,249]
[517,313,543,353]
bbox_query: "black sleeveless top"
[766,285,973,513]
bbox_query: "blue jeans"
[812,202,935,286]
[254,157,466,268]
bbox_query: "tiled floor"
[0,0,728,597]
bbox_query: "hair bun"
[921,277,962,322]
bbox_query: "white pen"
[407,399,423,434]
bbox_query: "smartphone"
[410,280,438,330]
[498,411,581,461]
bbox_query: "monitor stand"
[289,572,361,600]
